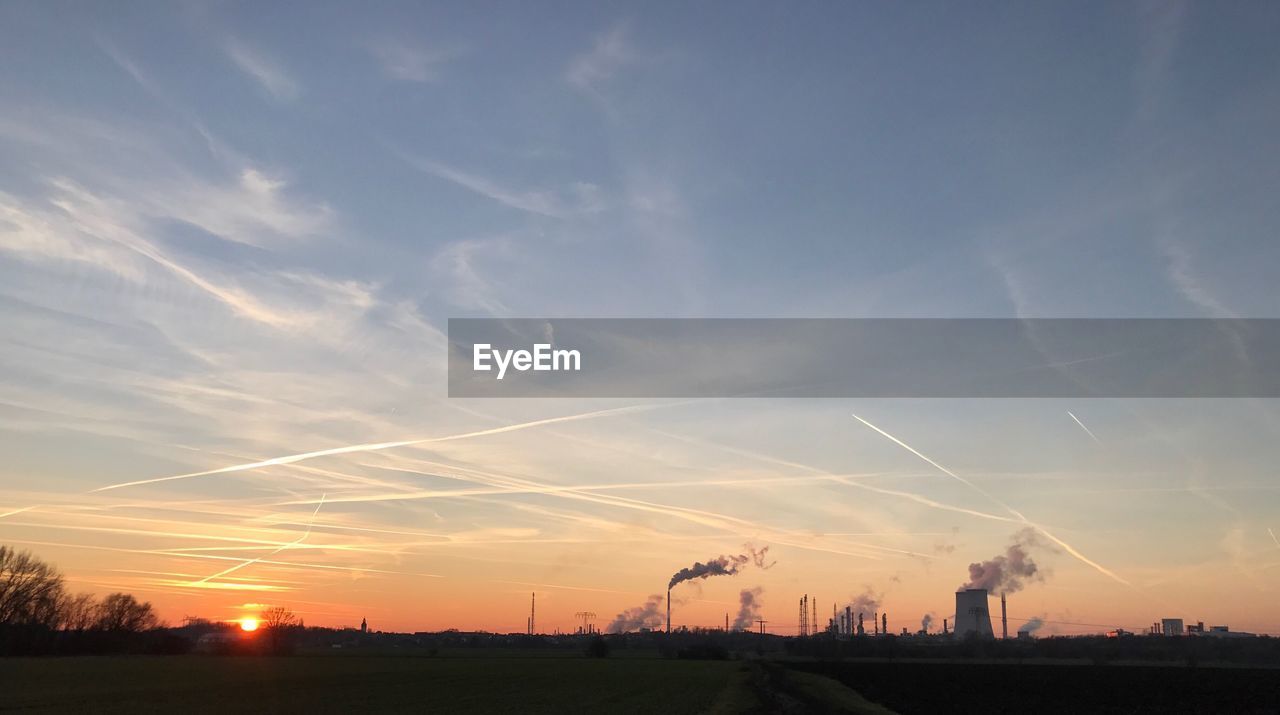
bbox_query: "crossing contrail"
[91,404,659,493]
[192,494,326,585]
[851,412,1130,586]
[1068,411,1101,443]
[650,427,1023,526]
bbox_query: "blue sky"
[2,1,1280,634]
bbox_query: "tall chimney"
[530,592,536,635]
[1001,592,1007,639]
[666,587,672,634]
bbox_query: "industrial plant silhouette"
[6,542,1280,713]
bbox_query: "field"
[8,654,1275,713]
[0,654,906,714]
[792,659,1280,714]
[0,655,747,714]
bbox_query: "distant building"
[1161,618,1184,636]
[1198,625,1257,639]
[360,618,368,634]
[954,589,994,639]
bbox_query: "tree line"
[1,545,169,655]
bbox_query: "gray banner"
[447,319,1280,398]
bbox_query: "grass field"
[792,659,1280,714]
[0,656,745,714]
[0,655,902,714]
[11,654,1279,713]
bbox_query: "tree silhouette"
[93,593,159,632]
[60,593,98,631]
[261,606,301,654]
[0,546,66,627]
[262,606,299,630]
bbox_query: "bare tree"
[93,593,159,632]
[260,606,301,653]
[262,606,299,630]
[60,593,98,631]
[0,546,66,627]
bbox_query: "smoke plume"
[959,528,1046,595]
[844,588,881,617]
[921,613,934,632]
[606,594,665,633]
[732,587,764,631]
[668,545,773,590]
[1018,617,1045,635]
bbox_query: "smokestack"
[943,618,948,635]
[530,592,536,635]
[1001,592,1007,639]
[666,587,672,633]
[873,610,878,636]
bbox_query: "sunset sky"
[2,2,1280,636]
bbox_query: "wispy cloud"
[368,40,461,83]
[566,23,636,93]
[399,153,602,218]
[430,236,513,315]
[224,39,300,101]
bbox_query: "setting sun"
[239,618,260,632]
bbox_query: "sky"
[2,1,1280,636]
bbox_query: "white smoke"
[1018,616,1045,635]
[960,528,1047,595]
[732,587,764,631]
[606,594,665,633]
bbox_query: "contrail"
[192,494,326,585]
[280,473,903,505]
[1,538,440,579]
[1269,528,1280,549]
[851,413,1130,587]
[0,505,38,519]
[1067,411,1101,443]
[335,454,929,561]
[91,404,657,493]
[649,429,1023,527]
[851,414,992,497]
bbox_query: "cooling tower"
[953,588,995,639]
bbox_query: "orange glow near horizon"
[239,617,260,632]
